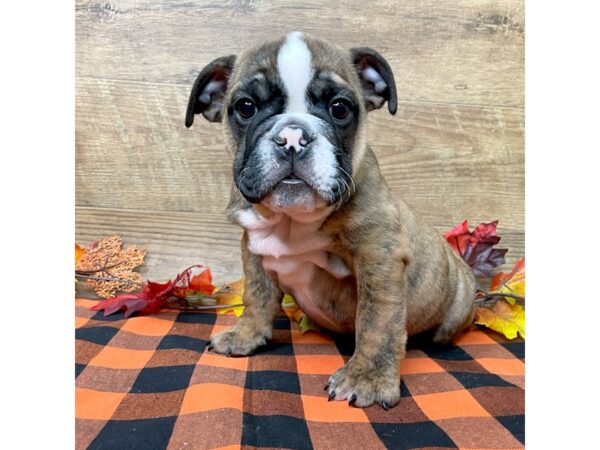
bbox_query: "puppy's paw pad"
[208,328,266,356]
[326,361,400,409]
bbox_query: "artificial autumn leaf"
[190,270,216,294]
[445,220,470,254]
[283,294,319,334]
[470,221,502,245]
[173,267,217,302]
[295,310,318,334]
[474,300,525,340]
[490,257,525,304]
[444,220,508,277]
[214,278,245,317]
[76,235,145,298]
[89,263,312,327]
[282,294,296,309]
[75,243,86,265]
[91,264,205,317]
[91,279,174,318]
[462,243,508,278]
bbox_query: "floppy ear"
[349,47,397,114]
[185,55,236,127]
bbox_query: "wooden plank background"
[76,0,524,282]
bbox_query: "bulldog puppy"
[185,32,476,409]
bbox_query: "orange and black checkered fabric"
[76,298,525,449]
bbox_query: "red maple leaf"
[470,221,501,245]
[444,220,470,254]
[444,220,507,277]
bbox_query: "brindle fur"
[198,34,476,409]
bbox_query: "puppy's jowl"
[186,32,475,409]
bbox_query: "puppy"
[185,32,475,409]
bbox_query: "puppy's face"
[186,32,397,212]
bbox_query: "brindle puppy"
[185,32,475,409]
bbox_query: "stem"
[75,273,141,285]
[476,291,525,306]
[75,262,124,276]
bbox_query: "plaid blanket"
[76,298,525,449]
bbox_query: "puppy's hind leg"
[432,258,476,345]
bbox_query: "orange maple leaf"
[490,257,525,304]
[75,243,86,266]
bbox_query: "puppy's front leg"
[327,248,408,409]
[208,233,283,356]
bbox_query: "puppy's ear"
[185,55,236,127]
[349,48,397,115]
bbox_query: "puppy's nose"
[273,125,312,154]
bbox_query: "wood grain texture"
[75,0,524,277]
[76,0,524,106]
[76,206,524,282]
[76,207,243,281]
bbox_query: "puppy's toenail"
[328,392,335,401]
[348,394,357,407]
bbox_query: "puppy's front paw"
[207,327,267,356]
[326,358,401,409]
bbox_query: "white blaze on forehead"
[277,32,312,113]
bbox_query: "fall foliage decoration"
[444,220,508,277]
[445,220,525,340]
[89,270,314,333]
[90,264,235,317]
[75,236,145,298]
[169,274,246,317]
[212,278,245,317]
[75,243,86,265]
[282,295,318,334]
[475,298,525,340]
[75,237,307,332]
[490,256,525,302]
[473,257,525,339]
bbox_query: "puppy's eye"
[235,98,257,120]
[329,99,352,121]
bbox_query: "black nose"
[273,124,313,155]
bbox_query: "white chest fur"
[235,207,352,295]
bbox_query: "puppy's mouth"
[279,175,306,185]
[261,174,326,212]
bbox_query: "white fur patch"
[234,204,352,332]
[308,135,338,198]
[277,32,312,114]
[254,135,283,179]
[241,209,331,259]
[234,206,351,280]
